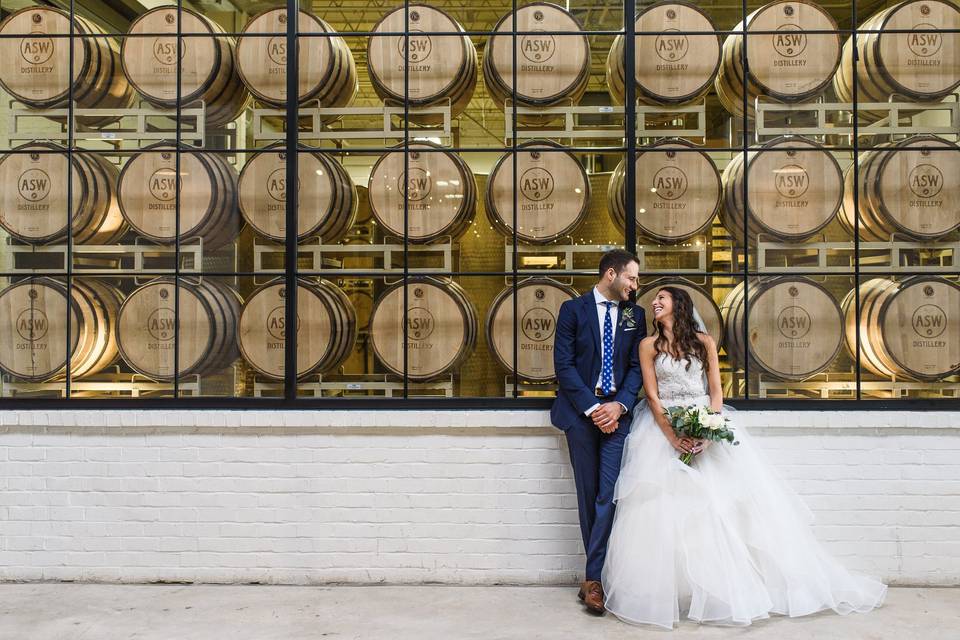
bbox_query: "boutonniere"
[620,306,637,329]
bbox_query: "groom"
[551,249,645,615]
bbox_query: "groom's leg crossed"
[584,427,628,581]
[564,418,601,572]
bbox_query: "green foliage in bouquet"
[663,405,739,465]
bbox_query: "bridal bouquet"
[663,405,739,465]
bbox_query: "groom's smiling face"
[606,261,639,302]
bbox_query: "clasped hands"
[592,402,625,433]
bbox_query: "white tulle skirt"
[602,397,887,629]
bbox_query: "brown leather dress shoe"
[581,580,605,615]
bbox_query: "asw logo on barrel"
[655,30,689,62]
[908,164,944,198]
[912,304,947,338]
[520,32,556,63]
[907,24,942,57]
[15,308,48,341]
[521,308,556,342]
[519,168,554,201]
[652,167,687,200]
[17,169,50,202]
[19,37,54,65]
[775,164,810,198]
[407,306,435,340]
[772,24,807,58]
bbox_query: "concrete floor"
[0,584,955,639]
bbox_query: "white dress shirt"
[585,287,625,418]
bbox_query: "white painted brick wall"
[0,410,958,586]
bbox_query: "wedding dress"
[602,353,887,629]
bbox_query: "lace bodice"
[655,353,708,405]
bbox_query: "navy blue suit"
[550,291,646,581]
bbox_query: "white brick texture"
[0,410,958,586]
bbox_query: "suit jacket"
[550,291,647,431]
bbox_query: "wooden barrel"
[239,144,356,244]
[608,139,720,244]
[486,140,590,244]
[367,141,476,242]
[238,278,356,380]
[841,135,960,241]
[484,2,591,124]
[715,0,841,118]
[637,279,723,346]
[0,143,126,245]
[486,278,578,381]
[843,277,960,381]
[835,0,960,118]
[118,143,241,250]
[606,2,721,106]
[237,8,357,116]
[122,7,250,127]
[0,7,134,126]
[367,4,478,124]
[116,278,240,380]
[720,136,843,243]
[721,277,843,380]
[369,277,477,380]
[0,277,121,381]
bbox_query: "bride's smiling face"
[651,290,674,322]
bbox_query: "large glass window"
[0,0,957,406]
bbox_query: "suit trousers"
[564,394,628,582]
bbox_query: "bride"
[601,286,887,629]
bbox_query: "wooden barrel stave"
[118,143,241,250]
[606,2,721,107]
[486,140,589,244]
[0,277,122,381]
[484,2,590,124]
[485,278,578,381]
[721,277,843,380]
[835,0,960,119]
[367,4,478,124]
[720,136,843,243]
[239,143,359,244]
[0,143,126,245]
[116,278,240,380]
[0,7,134,126]
[238,278,357,380]
[368,141,476,243]
[842,276,960,381]
[841,135,960,241]
[122,7,250,127]
[237,9,357,119]
[608,139,720,244]
[715,0,841,118]
[369,277,477,381]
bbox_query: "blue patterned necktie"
[601,301,614,395]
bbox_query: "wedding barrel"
[608,139,721,244]
[367,5,478,124]
[239,144,357,244]
[367,141,476,242]
[238,278,357,380]
[116,278,240,380]
[840,135,960,241]
[0,7,134,126]
[834,0,960,118]
[484,2,591,124]
[720,136,843,242]
[721,277,843,380]
[0,277,121,381]
[715,0,841,118]
[369,277,478,380]
[486,278,578,381]
[122,7,250,127]
[486,140,590,244]
[606,2,721,106]
[237,9,357,115]
[637,279,723,345]
[841,276,960,381]
[118,143,241,250]
[0,143,126,245]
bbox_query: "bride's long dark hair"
[652,286,709,374]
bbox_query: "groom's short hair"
[599,249,639,278]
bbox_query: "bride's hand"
[691,439,711,454]
[669,435,695,454]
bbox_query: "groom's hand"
[592,402,625,433]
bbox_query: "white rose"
[696,406,710,423]
[705,413,724,430]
